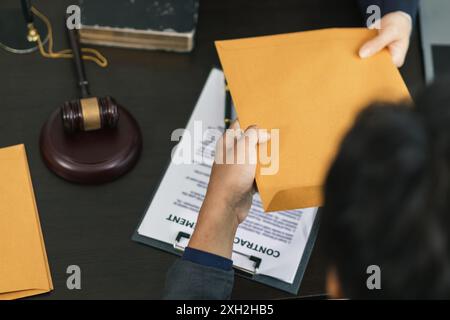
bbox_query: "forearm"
[189,193,239,259]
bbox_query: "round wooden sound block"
[40,105,142,184]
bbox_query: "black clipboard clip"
[173,231,191,251]
[173,231,262,275]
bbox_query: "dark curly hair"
[321,79,450,299]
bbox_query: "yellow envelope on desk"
[0,144,53,299]
[216,28,411,212]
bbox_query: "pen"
[224,81,232,129]
[21,0,34,24]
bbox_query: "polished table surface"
[0,0,424,299]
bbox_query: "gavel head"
[61,96,120,133]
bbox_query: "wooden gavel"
[61,26,119,133]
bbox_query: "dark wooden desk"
[0,0,424,299]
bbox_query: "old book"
[78,0,199,52]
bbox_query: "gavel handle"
[67,23,90,98]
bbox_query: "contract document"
[136,69,318,285]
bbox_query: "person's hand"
[188,121,270,258]
[359,11,413,67]
[209,121,270,224]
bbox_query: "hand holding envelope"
[216,28,411,212]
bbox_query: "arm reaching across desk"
[137,69,319,297]
[164,122,270,300]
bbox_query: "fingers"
[258,129,271,144]
[359,12,412,67]
[229,119,240,130]
[227,123,271,147]
[239,126,271,146]
[359,27,409,67]
[239,125,259,165]
[359,29,396,59]
[235,125,271,165]
[220,119,241,151]
[388,39,410,67]
[216,123,271,165]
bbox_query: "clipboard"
[131,68,321,295]
[132,183,321,295]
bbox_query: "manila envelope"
[216,28,411,212]
[0,144,53,299]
